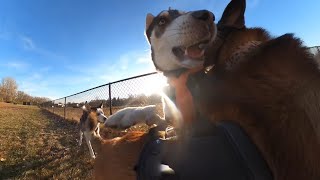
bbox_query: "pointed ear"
[82,104,88,112]
[82,101,91,112]
[146,13,154,32]
[99,102,103,109]
[218,0,246,29]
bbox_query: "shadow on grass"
[0,109,95,179]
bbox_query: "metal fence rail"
[40,46,320,122]
[40,72,169,122]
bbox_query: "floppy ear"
[146,13,154,32]
[218,0,246,29]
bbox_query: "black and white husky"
[79,102,107,159]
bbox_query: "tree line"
[0,77,50,105]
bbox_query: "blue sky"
[0,0,319,99]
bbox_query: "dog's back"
[191,30,320,180]
[105,105,159,129]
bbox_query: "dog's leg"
[79,130,83,146]
[84,131,96,159]
[94,123,101,138]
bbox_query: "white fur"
[149,12,216,71]
[79,104,107,159]
[104,105,165,129]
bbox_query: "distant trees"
[0,77,18,102]
[0,76,50,105]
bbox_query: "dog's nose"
[191,10,215,21]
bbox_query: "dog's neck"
[205,28,271,69]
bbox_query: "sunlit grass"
[0,102,94,179]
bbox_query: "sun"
[141,74,168,96]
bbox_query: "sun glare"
[141,75,168,96]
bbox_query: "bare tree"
[16,90,31,103]
[0,77,18,102]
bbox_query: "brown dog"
[145,0,320,179]
[94,1,320,179]
[187,2,320,180]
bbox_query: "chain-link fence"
[40,46,320,122]
[40,72,170,122]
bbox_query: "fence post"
[109,84,112,115]
[64,97,66,120]
[52,100,55,114]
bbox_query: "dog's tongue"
[185,45,204,59]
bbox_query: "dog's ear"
[218,0,246,29]
[82,104,88,112]
[146,13,154,33]
[82,101,91,112]
[99,102,103,109]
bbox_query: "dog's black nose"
[191,10,215,21]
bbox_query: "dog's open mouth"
[172,40,210,61]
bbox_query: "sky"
[0,0,319,100]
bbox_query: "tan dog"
[79,102,107,159]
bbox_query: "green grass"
[0,102,95,179]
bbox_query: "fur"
[79,102,107,159]
[104,105,168,130]
[146,9,216,71]
[94,130,167,180]
[147,1,320,179]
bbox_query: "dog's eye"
[158,18,166,26]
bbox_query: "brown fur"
[189,28,320,179]
[93,131,166,180]
[94,1,320,178]
[94,131,147,180]
[80,107,99,132]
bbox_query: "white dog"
[79,102,107,159]
[104,104,169,130]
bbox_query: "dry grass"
[0,102,95,179]
[0,102,154,180]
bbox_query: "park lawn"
[0,102,94,179]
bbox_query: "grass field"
[0,102,96,179]
[0,102,152,179]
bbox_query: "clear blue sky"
[0,0,319,99]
